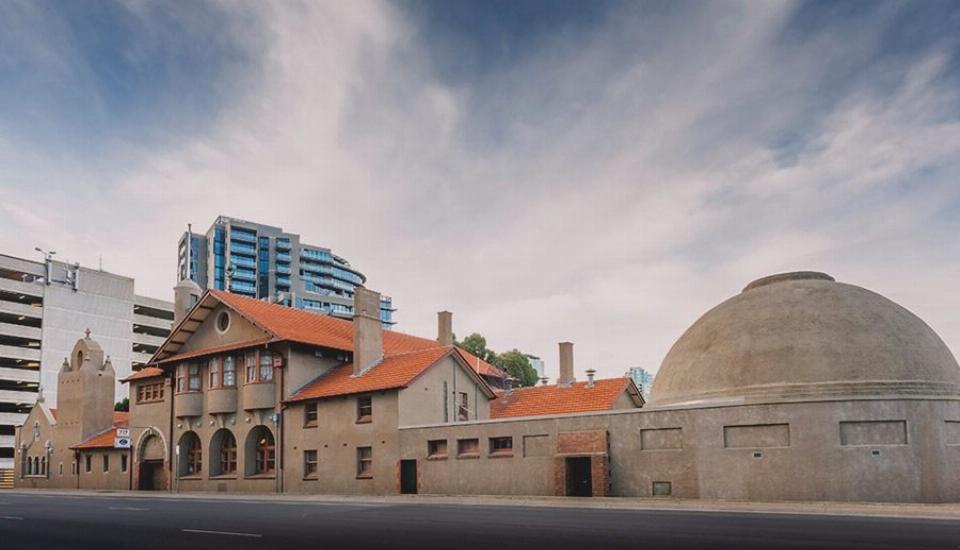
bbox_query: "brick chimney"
[558,341,575,387]
[437,310,454,346]
[353,287,383,376]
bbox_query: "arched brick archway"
[134,428,168,491]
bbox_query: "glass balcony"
[230,242,257,256]
[301,248,332,262]
[276,238,291,250]
[232,269,256,282]
[230,229,257,243]
[276,264,291,275]
[231,256,255,268]
[276,252,292,262]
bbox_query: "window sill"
[355,417,372,424]
[208,387,237,391]
[245,473,276,480]
[456,454,480,460]
[209,474,238,480]
[304,422,318,428]
[179,475,203,480]
[426,455,448,461]
[244,381,275,386]
[355,475,373,480]
[137,400,164,405]
[488,453,514,459]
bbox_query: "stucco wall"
[398,355,490,426]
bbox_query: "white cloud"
[1,1,959,382]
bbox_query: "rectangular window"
[223,355,237,387]
[85,455,91,473]
[58,462,63,476]
[102,455,109,473]
[245,352,257,383]
[357,396,372,423]
[176,364,186,393]
[304,402,318,427]
[209,357,220,389]
[458,392,469,421]
[137,382,164,404]
[357,447,372,478]
[188,363,201,391]
[489,437,513,456]
[259,352,274,382]
[427,439,448,459]
[121,454,128,473]
[457,438,479,458]
[304,450,318,477]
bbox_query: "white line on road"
[0,516,24,520]
[181,529,262,538]
[108,506,149,511]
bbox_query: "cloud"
[1,1,959,381]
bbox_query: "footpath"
[5,488,960,521]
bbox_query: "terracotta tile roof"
[122,366,165,382]
[286,346,457,402]
[153,337,273,365]
[490,378,636,419]
[71,412,131,450]
[455,348,506,379]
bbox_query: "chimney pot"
[437,311,453,346]
[585,368,596,388]
[557,342,575,387]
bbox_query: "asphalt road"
[0,493,958,550]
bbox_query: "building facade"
[177,216,396,329]
[0,253,172,473]
[16,272,960,503]
[626,367,654,398]
[525,354,545,379]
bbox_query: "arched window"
[40,456,46,476]
[25,456,31,476]
[209,429,237,477]
[32,457,39,476]
[245,426,275,476]
[178,432,202,477]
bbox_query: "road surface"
[0,492,958,549]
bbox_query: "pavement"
[0,490,958,549]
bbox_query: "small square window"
[652,481,672,497]
[357,396,372,423]
[427,439,448,459]
[304,450,318,477]
[489,437,513,456]
[304,402,318,427]
[357,447,373,478]
[457,438,479,458]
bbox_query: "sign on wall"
[114,428,131,448]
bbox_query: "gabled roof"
[454,348,505,379]
[70,412,130,450]
[122,366,165,382]
[286,346,496,402]
[490,378,643,419]
[150,290,505,380]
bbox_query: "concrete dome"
[650,272,960,407]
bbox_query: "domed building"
[638,272,960,502]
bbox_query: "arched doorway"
[137,431,166,491]
[244,426,275,476]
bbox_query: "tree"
[494,349,539,387]
[457,333,497,363]
[114,398,129,412]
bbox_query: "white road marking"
[0,516,24,520]
[108,506,149,511]
[181,529,262,538]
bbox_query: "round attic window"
[216,311,231,334]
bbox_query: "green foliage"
[114,398,129,412]
[493,349,539,387]
[456,332,539,387]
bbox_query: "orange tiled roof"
[153,337,273,365]
[71,412,130,450]
[286,346,456,402]
[490,378,634,419]
[122,366,165,382]
[169,291,505,380]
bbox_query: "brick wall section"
[590,455,609,497]
[556,430,607,455]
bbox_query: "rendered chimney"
[437,310,454,346]
[558,342,575,387]
[585,368,596,388]
[353,287,383,376]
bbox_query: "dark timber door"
[565,457,592,497]
[138,460,162,491]
[400,459,417,494]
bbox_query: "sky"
[1,0,960,382]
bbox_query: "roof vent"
[742,271,835,293]
[585,369,596,388]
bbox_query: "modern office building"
[0,252,172,472]
[525,354,545,379]
[627,367,654,397]
[178,216,396,328]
